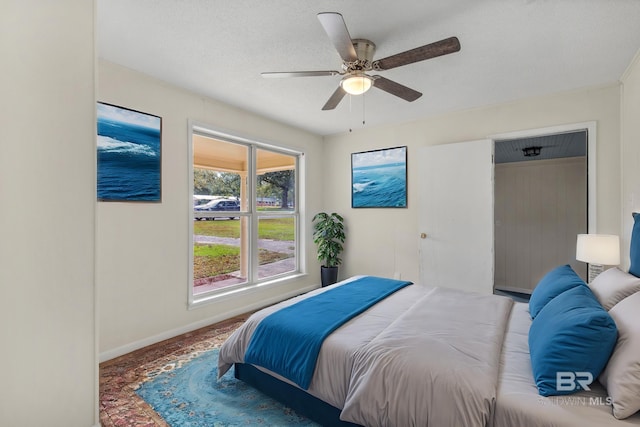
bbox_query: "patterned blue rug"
[136,348,319,426]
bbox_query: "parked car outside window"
[193,199,240,220]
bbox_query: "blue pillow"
[528,285,618,397]
[629,213,640,277]
[528,264,586,319]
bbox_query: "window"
[189,124,301,305]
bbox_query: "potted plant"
[312,212,346,287]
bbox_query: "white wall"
[0,2,97,426]
[324,84,622,283]
[97,61,324,359]
[621,49,640,269]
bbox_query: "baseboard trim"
[99,284,317,363]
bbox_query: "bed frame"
[234,362,361,427]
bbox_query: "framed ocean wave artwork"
[351,146,407,208]
[97,102,162,202]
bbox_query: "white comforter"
[340,286,513,426]
[218,278,514,426]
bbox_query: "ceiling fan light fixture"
[340,74,373,95]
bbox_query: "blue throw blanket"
[244,276,413,389]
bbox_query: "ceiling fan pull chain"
[362,91,366,126]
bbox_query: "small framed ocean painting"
[351,146,407,208]
[97,102,162,202]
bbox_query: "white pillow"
[599,291,640,419]
[589,267,640,310]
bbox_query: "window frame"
[188,122,304,308]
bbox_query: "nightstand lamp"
[576,234,621,283]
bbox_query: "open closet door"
[418,139,494,294]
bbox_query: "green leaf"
[312,212,345,267]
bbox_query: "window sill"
[188,272,311,310]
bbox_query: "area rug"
[135,347,319,426]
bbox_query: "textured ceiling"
[97,0,640,136]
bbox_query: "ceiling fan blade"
[317,12,358,63]
[322,86,347,110]
[262,70,342,78]
[373,76,422,102]
[373,36,460,71]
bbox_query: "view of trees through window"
[192,133,298,298]
[258,170,295,209]
[194,169,241,200]
[194,168,295,209]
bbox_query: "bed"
[218,216,640,426]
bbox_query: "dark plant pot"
[321,266,339,287]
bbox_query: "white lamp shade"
[340,74,373,95]
[576,234,620,265]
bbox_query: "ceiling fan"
[261,12,461,110]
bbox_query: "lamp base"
[587,264,604,284]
